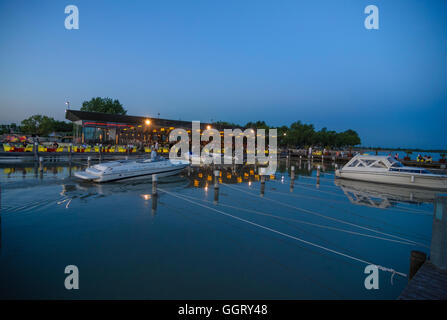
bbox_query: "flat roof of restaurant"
[65,109,237,130]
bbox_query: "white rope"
[222,183,425,247]
[159,188,407,279]
[177,193,428,247]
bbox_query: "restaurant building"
[65,109,228,146]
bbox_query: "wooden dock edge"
[399,261,447,300]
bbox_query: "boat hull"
[74,164,188,183]
[335,169,447,190]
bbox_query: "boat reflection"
[335,178,438,208]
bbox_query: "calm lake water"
[0,160,435,299]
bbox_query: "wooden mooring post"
[316,165,320,187]
[214,170,220,204]
[214,170,220,190]
[151,194,158,215]
[152,174,157,196]
[33,142,38,162]
[290,165,295,192]
[68,143,72,164]
[430,194,447,271]
[409,251,427,280]
[260,168,266,197]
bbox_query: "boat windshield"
[137,155,166,163]
[388,157,404,167]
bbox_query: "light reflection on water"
[0,160,435,299]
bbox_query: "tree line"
[214,120,361,148]
[0,97,126,136]
[0,115,73,136]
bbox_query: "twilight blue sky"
[0,0,446,149]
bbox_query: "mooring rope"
[159,188,407,279]
[162,200,346,298]
[177,192,427,247]
[222,183,424,247]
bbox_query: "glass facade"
[72,120,174,147]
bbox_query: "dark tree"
[81,97,127,115]
[21,115,55,136]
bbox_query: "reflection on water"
[335,179,438,209]
[0,160,438,299]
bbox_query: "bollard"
[152,174,157,195]
[260,177,265,197]
[260,171,265,197]
[34,142,38,162]
[409,250,427,280]
[316,165,320,188]
[87,156,91,168]
[151,194,158,215]
[214,170,220,189]
[430,194,447,271]
[39,156,44,172]
[214,186,219,204]
[290,165,295,192]
[69,143,72,164]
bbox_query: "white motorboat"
[335,155,447,190]
[74,156,190,183]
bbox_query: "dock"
[399,261,447,299]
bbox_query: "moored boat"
[74,156,189,183]
[335,155,447,190]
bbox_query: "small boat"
[74,156,190,183]
[335,155,447,190]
